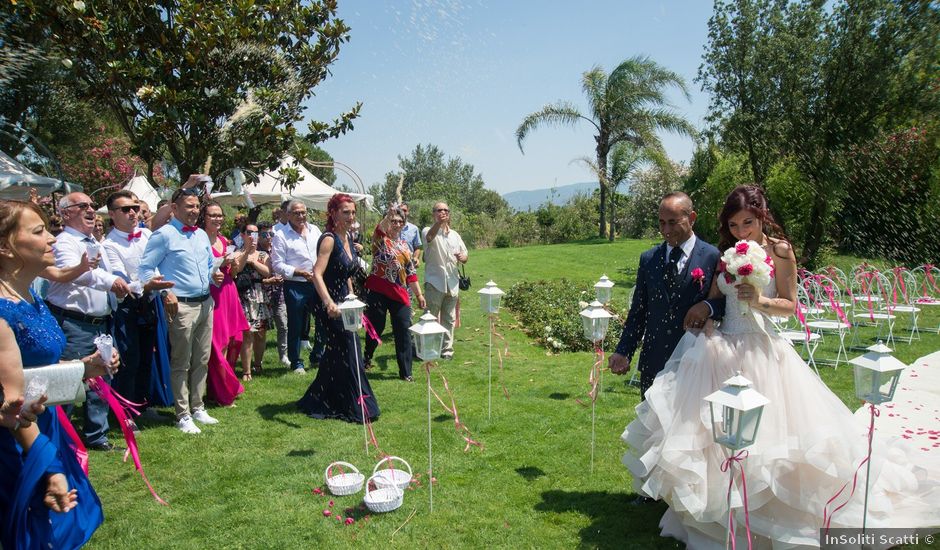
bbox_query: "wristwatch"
[160,290,170,298]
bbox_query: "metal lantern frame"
[594,275,615,305]
[849,342,906,405]
[337,293,366,332]
[579,300,613,343]
[409,311,448,362]
[704,373,770,451]
[477,280,505,315]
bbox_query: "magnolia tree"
[5,0,360,183]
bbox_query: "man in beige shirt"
[421,202,468,359]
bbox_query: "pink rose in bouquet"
[720,240,774,314]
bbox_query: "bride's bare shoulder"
[767,237,796,263]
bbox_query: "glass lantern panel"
[341,310,362,331]
[416,333,444,361]
[853,367,900,405]
[480,294,501,314]
[716,405,762,450]
[595,287,612,304]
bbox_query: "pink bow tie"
[181,225,198,233]
[127,231,142,241]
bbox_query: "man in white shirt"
[102,190,172,418]
[271,199,323,373]
[422,202,468,360]
[47,192,132,451]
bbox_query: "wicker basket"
[363,474,404,513]
[324,461,364,496]
[372,456,413,491]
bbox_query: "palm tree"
[516,55,695,239]
[572,142,670,241]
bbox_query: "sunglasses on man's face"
[112,205,141,214]
[64,202,97,211]
[180,186,205,197]
[259,232,273,238]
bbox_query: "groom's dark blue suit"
[614,236,722,397]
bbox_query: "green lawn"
[86,238,940,549]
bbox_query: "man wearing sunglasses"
[47,192,134,451]
[102,191,174,422]
[422,202,468,360]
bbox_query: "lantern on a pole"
[704,373,769,451]
[594,275,615,305]
[849,341,906,534]
[478,280,505,314]
[704,373,768,548]
[849,341,906,405]
[578,300,614,473]
[409,311,448,513]
[338,293,368,454]
[338,293,366,332]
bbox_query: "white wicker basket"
[324,461,364,496]
[372,456,413,491]
[363,474,404,513]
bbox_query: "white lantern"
[477,280,505,314]
[337,293,366,332]
[594,275,615,304]
[409,311,448,361]
[704,373,769,451]
[849,341,906,405]
[579,300,613,342]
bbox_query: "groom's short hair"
[662,192,693,216]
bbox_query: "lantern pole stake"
[354,337,368,455]
[488,314,493,420]
[426,361,434,513]
[724,448,733,549]
[862,404,875,534]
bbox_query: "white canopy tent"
[212,156,374,211]
[95,175,163,215]
[0,150,82,199]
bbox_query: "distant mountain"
[502,181,598,212]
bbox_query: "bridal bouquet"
[719,240,774,314]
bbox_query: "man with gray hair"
[47,192,132,450]
[422,201,468,360]
[271,199,323,373]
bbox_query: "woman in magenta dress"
[200,201,248,406]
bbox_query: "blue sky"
[303,0,714,195]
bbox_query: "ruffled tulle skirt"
[622,328,940,548]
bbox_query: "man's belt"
[176,294,211,304]
[46,303,111,325]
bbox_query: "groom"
[609,192,722,397]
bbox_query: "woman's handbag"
[458,264,471,291]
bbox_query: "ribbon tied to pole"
[822,403,880,533]
[720,449,752,550]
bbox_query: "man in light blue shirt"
[139,186,223,434]
[399,202,422,267]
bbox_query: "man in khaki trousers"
[422,202,468,360]
[139,180,223,434]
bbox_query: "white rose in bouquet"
[719,240,775,314]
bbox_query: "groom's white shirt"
[665,234,697,275]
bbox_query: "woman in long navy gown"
[297,194,380,423]
[0,200,115,549]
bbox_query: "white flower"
[552,341,562,349]
[136,85,155,99]
[543,325,551,334]
[73,0,85,12]
[61,58,73,69]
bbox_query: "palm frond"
[515,102,593,153]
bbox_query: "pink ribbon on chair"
[361,314,382,346]
[87,377,167,505]
[821,285,850,326]
[56,406,88,475]
[795,301,812,341]
[720,449,753,550]
[822,403,880,533]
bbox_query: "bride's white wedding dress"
[622,273,940,548]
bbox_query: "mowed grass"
[85,238,940,549]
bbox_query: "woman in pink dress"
[200,201,248,405]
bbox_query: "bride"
[622,185,940,547]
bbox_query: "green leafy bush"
[504,279,624,353]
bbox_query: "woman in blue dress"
[0,200,117,550]
[297,194,380,423]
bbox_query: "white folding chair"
[887,267,921,343]
[912,265,940,334]
[772,311,821,377]
[851,270,896,347]
[804,275,852,369]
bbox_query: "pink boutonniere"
[691,267,705,290]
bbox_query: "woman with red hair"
[297,195,379,423]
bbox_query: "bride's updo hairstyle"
[0,200,49,275]
[717,185,789,252]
